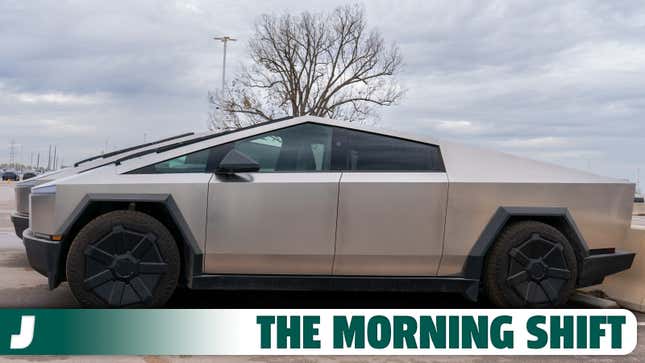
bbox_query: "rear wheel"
[484,221,578,308]
[66,210,180,307]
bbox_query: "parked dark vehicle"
[1,171,19,181]
[22,171,37,180]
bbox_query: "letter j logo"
[10,316,35,350]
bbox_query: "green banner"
[0,309,637,355]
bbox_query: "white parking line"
[633,216,645,228]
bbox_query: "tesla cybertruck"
[21,116,635,307]
[9,131,202,238]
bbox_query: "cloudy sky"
[1,0,643,190]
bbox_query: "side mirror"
[216,149,260,174]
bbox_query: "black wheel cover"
[506,232,572,305]
[83,225,168,306]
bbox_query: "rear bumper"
[9,212,29,238]
[22,228,64,289]
[578,248,636,287]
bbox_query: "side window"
[234,135,283,172]
[130,148,211,174]
[131,123,334,174]
[231,123,333,172]
[333,128,444,171]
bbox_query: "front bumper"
[578,248,636,287]
[9,212,29,238]
[22,228,64,289]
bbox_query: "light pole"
[52,146,57,170]
[213,36,236,91]
[9,139,16,169]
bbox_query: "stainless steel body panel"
[30,168,212,254]
[437,141,635,275]
[333,172,448,276]
[29,193,57,234]
[14,182,32,215]
[439,181,634,275]
[14,170,69,218]
[205,172,341,274]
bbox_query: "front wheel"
[66,210,180,307]
[484,221,578,308]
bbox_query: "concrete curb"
[570,292,620,309]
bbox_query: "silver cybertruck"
[22,116,635,308]
[10,132,201,238]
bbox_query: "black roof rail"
[73,132,195,167]
[114,116,295,166]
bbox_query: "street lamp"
[213,36,237,90]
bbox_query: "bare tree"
[209,4,403,130]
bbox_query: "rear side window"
[332,128,444,172]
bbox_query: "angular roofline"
[297,116,441,146]
[109,115,443,173]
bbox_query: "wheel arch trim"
[461,206,590,280]
[58,193,203,287]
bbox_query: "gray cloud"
[0,0,643,190]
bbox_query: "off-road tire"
[484,221,578,308]
[66,210,180,307]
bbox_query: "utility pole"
[8,139,16,169]
[52,146,57,170]
[47,145,52,170]
[213,36,237,90]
